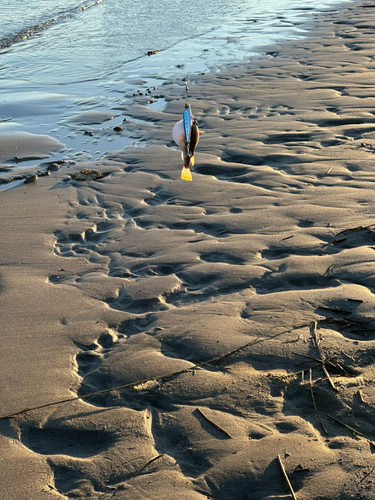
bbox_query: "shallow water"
[0,0,352,183]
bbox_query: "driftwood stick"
[309,369,328,435]
[277,454,298,500]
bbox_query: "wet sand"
[2,1,375,498]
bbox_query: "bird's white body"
[172,119,187,153]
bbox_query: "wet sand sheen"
[2,1,375,499]
[0,0,347,174]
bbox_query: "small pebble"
[48,163,60,172]
[24,174,38,184]
[71,169,103,181]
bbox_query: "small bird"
[172,104,201,181]
[172,118,187,154]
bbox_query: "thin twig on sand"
[196,407,233,439]
[326,414,364,436]
[326,414,375,447]
[324,236,347,247]
[280,235,294,242]
[300,353,354,377]
[336,223,375,237]
[324,166,333,176]
[324,262,336,275]
[308,369,328,435]
[358,466,375,484]
[311,321,338,392]
[0,324,314,421]
[0,336,263,420]
[142,454,165,469]
[357,389,366,403]
[277,454,298,500]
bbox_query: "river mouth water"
[0,0,350,187]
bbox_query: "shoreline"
[0,0,355,185]
[2,1,375,498]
